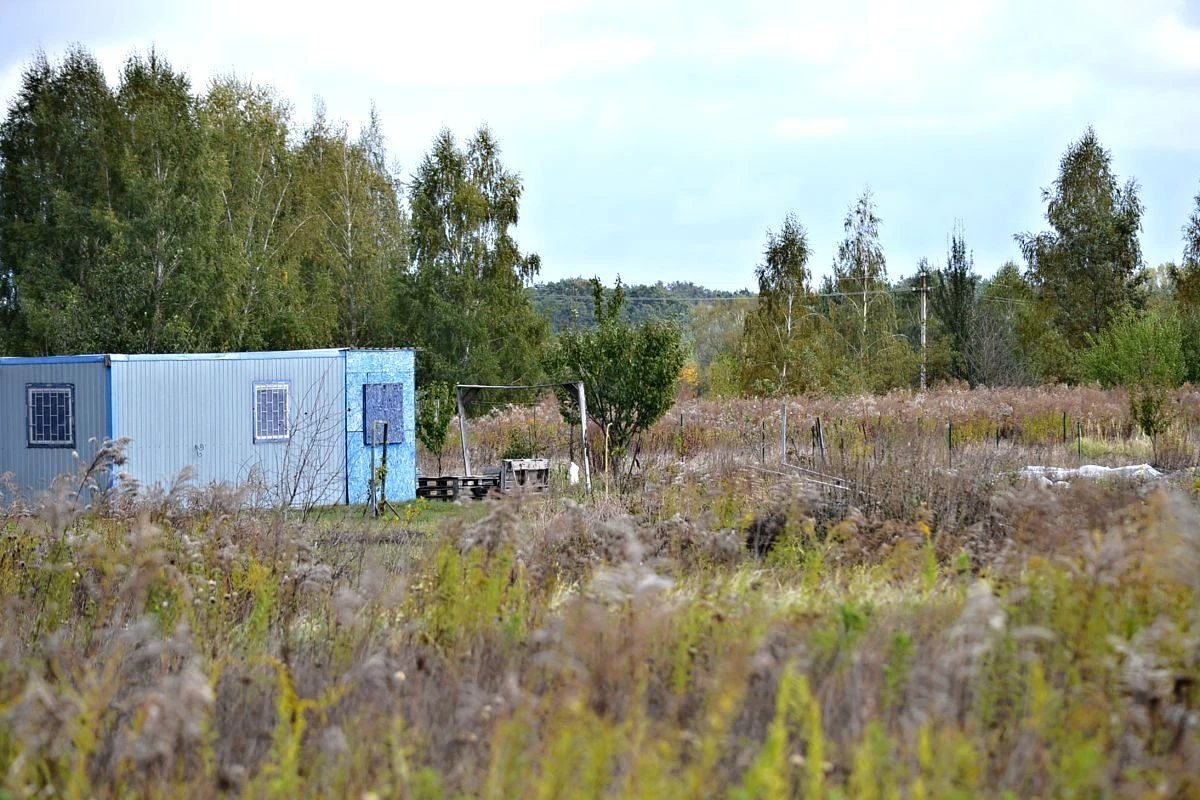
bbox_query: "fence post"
[679,412,684,459]
[947,419,953,468]
[760,420,766,463]
[781,403,788,464]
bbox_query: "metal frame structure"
[454,382,592,493]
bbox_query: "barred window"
[27,384,74,448]
[254,382,290,442]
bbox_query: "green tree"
[544,279,685,464]
[416,381,456,474]
[0,47,124,353]
[690,298,746,397]
[930,225,978,383]
[826,190,915,391]
[1079,307,1183,450]
[964,264,1037,386]
[401,127,547,387]
[201,77,309,350]
[1017,127,1144,354]
[1170,187,1200,308]
[833,190,887,352]
[292,104,408,347]
[1,47,230,353]
[1171,189,1200,382]
[112,50,225,351]
[740,213,815,395]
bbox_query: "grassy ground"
[1,385,1198,798]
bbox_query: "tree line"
[731,127,1200,408]
[4,47,1200,429]
[0,46,546,393]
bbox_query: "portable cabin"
[0,348,415,506]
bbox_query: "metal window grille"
[254,383,290,441]
[27,384,74,447]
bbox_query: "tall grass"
[0,386,1197,797]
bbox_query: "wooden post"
[577,381,592,493]
[921,270,928,392]
[380,421,389,511]
[456,387,472,477]
[780,403,788,464]
[368,425,377,517]
[947,420,953,468]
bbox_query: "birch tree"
[740,213,817,394]
[1017,127,1144,351]
[114,50,224,351]
[202,77,308,350]
[401,126,546,387]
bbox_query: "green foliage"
[544,278,686,461]
[0,47,131,352]
[399,127,547,388]
[0,425,1197,797]
[0,46,407,356]
[415,382,455,469]
[533,277,747,333]
[930,226,979,384]
[967,263,1038,385]
[1080,309,1183,390]
[200,77,310,350]
[290,105,408,348]
[1080,308,1183,442]
[689,299,748,397]
[414,544,530,650]
[824,191,919,392]
[1017,127,1145,350]
[739,213,819,395]
[1171,188,1200,318]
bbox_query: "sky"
[1,0,1199,292]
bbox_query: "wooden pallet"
[417,475,500,501]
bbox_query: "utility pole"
[916,268,928,392]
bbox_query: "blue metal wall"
[345,349,416,503]
[111,350,347,506]
[0,356,111,496]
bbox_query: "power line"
[533,290,1034,306]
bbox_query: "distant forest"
[532,279,751,331]
[3,46,1200,401]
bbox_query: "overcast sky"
[2,0,1200,291]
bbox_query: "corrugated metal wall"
[346,349,416,503]
[0,357,110,496]
[111,351,348,506]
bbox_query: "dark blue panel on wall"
[363,383,405,445]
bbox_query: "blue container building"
[0,348,416,505]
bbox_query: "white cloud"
[1141,12,1200,70]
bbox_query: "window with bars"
[254,382,290,442]
[27,384,74,448]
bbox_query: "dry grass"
[0,385,1198,797]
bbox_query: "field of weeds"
[1,385,1199,798]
